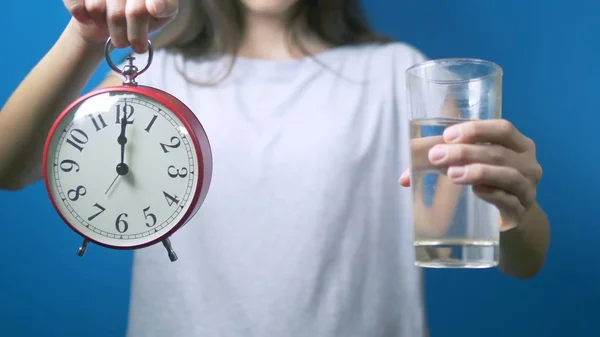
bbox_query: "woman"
[0,0,550,336]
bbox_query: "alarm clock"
[42,38,212,262]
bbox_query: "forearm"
[498,203,550,279]
[0,20,104,190]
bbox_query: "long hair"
[148,0,391,82]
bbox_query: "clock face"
[45,90,201,248]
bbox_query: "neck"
[238,13,330,60]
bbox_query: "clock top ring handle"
[104,37,154,86]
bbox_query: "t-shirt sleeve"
[390,42,429,120]
[397,46,464,122]
[389,42,430,145]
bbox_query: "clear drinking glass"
[406,58,503,268]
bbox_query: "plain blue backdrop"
[1,1,598,337]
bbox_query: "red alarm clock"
[43,38,212,262]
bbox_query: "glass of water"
[406,58,503,268]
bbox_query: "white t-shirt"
[123,42,429,337]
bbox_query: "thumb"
[398,168,411,187]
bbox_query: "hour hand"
[105,116,130,195]
[117,115,128,169]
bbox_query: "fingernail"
[448,166,466,179]
[428,146,447,163]
[444,127,461,142]
[132,42,148,53]
[400,169,409,180]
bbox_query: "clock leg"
[77,239,89,257]
[162,238,178,262]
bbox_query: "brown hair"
[150,0,392,82]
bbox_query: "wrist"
[60,20,105,58]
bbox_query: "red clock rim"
[42,85,211,251]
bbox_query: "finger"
[64,0,92,23]
[443,119,530,153]
[428,142,542,186]
[409,135,444,169]
[428,143,516,168]
[106,0,128,48]
[447,163,536,208]
[146,0,179,18]
[398,169,411,187]
[472,185,524,230]
[84,0,106,26]
[126,0,150,53]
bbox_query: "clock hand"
[116,114,129,175]
[104,174,120,194]
[105,114,130,195]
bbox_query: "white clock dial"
[46,91,200,248]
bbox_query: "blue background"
[1,1,597,336]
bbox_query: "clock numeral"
[65,129,89,152]
[167,165,188,178]
[145,115,157,133]
[87,203,106,221]
[67,185,87,201]
[115,213,129,233]
[143,206,157,227]
[115,103,134,124]
[59,159,80,172]
[163,191,180,207]
[88,113,107,131]
[160,136,181,153]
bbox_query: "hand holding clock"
[43,34,212,261]
[63,0,178,53]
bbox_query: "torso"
[124,42,428,337]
